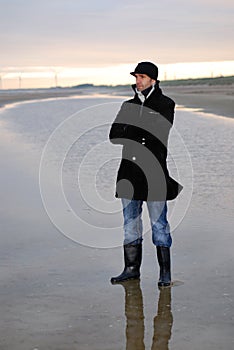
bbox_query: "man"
[109,61,182,287]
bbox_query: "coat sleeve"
[109,102,131,145]
[160,98,175,125]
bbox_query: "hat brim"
[130,71,153,78]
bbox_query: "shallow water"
[0,96,233,349]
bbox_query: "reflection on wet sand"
[118,280,173,350]
[124,280,145,349]
[152,286,173,350]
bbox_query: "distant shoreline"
[0,88,87,110]
[0,78,233,118]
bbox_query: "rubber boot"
[156,246,171,287]
[111,244,142,284]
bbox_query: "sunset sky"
[0,0,233,88]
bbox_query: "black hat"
[130,61,158,80]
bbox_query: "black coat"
[109,84,183,201]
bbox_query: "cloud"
[0,0,233,68]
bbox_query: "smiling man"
[109,61,182,287]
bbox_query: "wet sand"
[163,84,234,119]
[0,94,233,349]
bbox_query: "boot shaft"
[157,246,170,269]
[124,243,142,268]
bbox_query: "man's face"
[135,73,156,91]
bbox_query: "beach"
[164,84,234,119]
[0,83,234,118]
[0,88,233,349]
[0,88,87,109]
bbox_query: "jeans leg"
[147,201,172,248]
[121,198,143,245]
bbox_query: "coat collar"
[131,81,162,103]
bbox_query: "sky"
[0,0,233,88]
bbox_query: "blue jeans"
[121,199,172,247]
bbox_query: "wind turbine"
[18,73,22,89]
